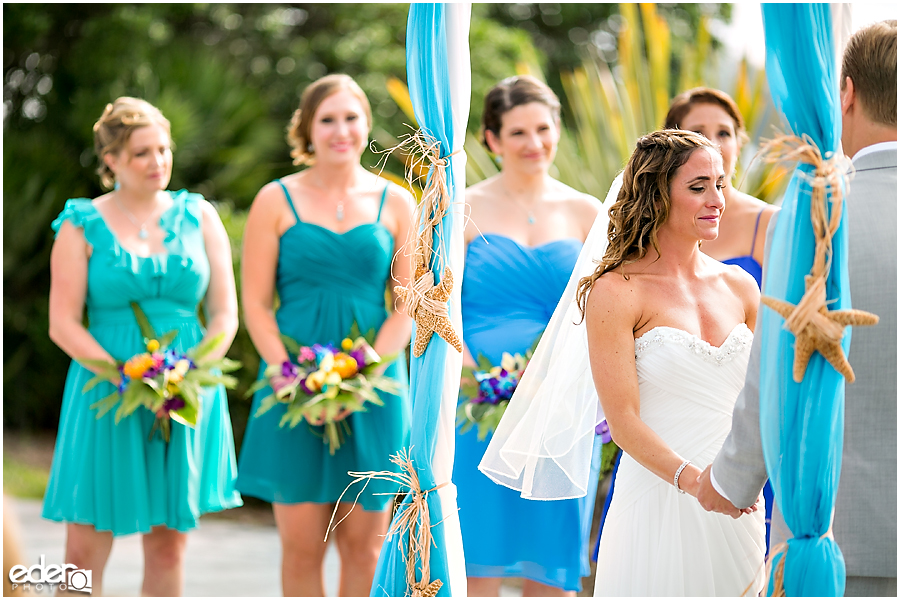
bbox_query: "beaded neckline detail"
[634,324,752,366]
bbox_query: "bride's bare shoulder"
[585,268,642,323]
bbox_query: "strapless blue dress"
[454,234,602,592]
[236,181,410,511]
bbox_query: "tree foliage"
[2,3,537,434]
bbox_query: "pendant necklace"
[312,170,348,222]
[503,185,538,225]
[115,194,156,239]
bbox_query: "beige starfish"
[762,278,878,383]
[411,579,443,597]
[395,256,463,358]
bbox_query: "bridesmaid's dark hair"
[481,75,560,148]
[575,130,718,317]
[286,73,372,166]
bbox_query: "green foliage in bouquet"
[80,302,241,441]
[247,322,403,455]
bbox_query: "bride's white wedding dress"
[594,324,766,597]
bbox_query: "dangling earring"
[495,155,503,166]
[307,143,314,153]
[114,180,121,190]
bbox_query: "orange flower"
[123,353,155,379]
[332,353,358,378]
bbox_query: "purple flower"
[281,360,299,378]
[163,396,185,412]
[596,419,612,444]
[349,348,367,368]
[298,377,313,395]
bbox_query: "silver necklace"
[115,194,156,239]
[312,172,349,222]
[501,185,538,225]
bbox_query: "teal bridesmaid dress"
[41,191,243,536]
[236,180,410,511]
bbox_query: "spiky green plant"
[383,3,788,207]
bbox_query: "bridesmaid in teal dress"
[455,76,603,596]
[43,97,242,596]
[236,74,414,596]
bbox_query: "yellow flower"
[146,339,160,352]
[123,353,155,379]
[489,366,502,377]
[166,382,180,396]
[306,370,327,392]
[168,371,184,385]
[500,352,517,373]
[324,371,342,387]
[318,351,334,373]
[173,359,191,377]
[332,353,358,378]
[341,338,354,351]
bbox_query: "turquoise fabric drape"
[370,4,469,596]
[759,4,848,596]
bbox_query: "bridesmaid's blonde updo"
[93,97,172,190]
[286,74,372,166]
[480,74,560,148]
[575,130,718,316]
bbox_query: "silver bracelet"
[674,460,691,494]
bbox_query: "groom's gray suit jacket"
[711,148,897,579]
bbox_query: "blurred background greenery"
[3,4,784,455]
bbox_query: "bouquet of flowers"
[81,302,241,442]
[457,338,539,441]
[596,419,620,478]
[248,323,402,455]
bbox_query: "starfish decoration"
[395,255,463,358]
[762,275,878,383]
[411,580,443,597]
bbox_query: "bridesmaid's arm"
[373,186,414,360]
[199,199,239,360]
[48,220,117,371]
[584,275,704,497]
[241,184,291,367]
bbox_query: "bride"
[480,130,766,595]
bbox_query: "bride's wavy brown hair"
[575,130,717,317]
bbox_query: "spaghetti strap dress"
[236,180,410,511]
[453,234,602,592]
[41,191,243,536]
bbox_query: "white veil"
[478,173,623,500]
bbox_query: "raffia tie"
[324,448,448,597]
[763,526,835,596]
[757,134,878,383]
[380,127,463,358]
[401,261,449,325]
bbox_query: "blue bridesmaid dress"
[42,192,243,536]
[454,234,602,592]
[236,181,410,511]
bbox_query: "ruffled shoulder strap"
[162,189,204,235]
[50,198,105,243]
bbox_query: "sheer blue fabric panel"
[760,3,849,595]
[371,3,459,596]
